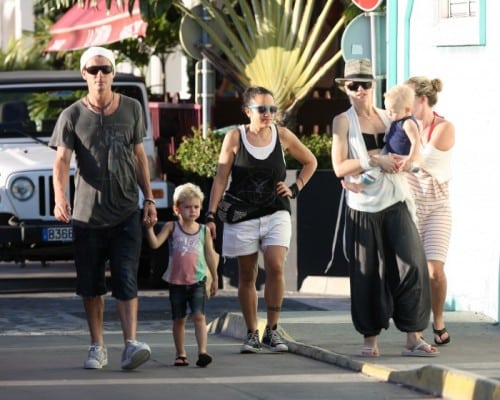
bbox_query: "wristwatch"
[205,210,216,223]
[143,198,156,206]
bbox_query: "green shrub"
[173,127,332,178]
[285,133,332,170]
[173,128,224,178]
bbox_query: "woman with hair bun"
[405,76,455,346]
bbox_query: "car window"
[0,85,146,138]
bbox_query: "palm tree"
[174,0,348,116]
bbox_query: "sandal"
[174,356,189,366]
[402,341,439,357]
[196,353,213,367]
[360,346,380,357]
[433,324,451,345]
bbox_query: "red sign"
[45,0,147,52]
[352,0,383,12]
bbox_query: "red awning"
[45,0,147,52]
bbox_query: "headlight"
[11,177,35,201]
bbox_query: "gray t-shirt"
[50,95,145,228]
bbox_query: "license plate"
[42,227,73,242]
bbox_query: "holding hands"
[142,202,158,227]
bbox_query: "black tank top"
[362,132,385,151]
[225,125,291,220]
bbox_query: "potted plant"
[173,127,333,175]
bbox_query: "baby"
[343,84,421,193]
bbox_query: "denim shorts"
[73,210,142,300]
[169,281,206,320]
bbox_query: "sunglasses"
[248,105,278,114]
[347,81,373,91]
[85,65,114,75]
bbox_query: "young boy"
[146,183,219,367]
[342,84,421,193]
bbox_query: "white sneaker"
[121,340,151,370]
[84,344,108,369]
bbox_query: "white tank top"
[239,124,277,160]
[421,144,452,184]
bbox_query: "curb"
[389,365,500,400]
[208,312,500,400]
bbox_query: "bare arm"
[331,114,399,177]
[204,226,220,297]
[206,129,239,239]
[145,221,173,249]
[277,126,317,197]
[399,118,422,171]
[429,119,455,151]
[331,114,377,177]
[52,147,73,223]
[332,114,357,177]
[134,143,157,223]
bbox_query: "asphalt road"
[0,261,438,399]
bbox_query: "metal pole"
[201,5,211,139]
[369,11,379,107]
[368,11,387,107]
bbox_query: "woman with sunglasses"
[331,59,438,357]
[405,76,455,346]
[206,86,317,353]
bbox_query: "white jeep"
[0,70,171,282]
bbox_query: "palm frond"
[175,0,343,112]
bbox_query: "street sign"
[340,12,386,107]
[179,5,226,60]
[352,0,383,12]
[340,13,386,74]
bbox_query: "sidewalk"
[2,262,500,399]
[209,301,500,400]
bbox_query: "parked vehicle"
[0,70,171,284]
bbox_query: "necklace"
[86,93,114,113]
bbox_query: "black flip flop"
[174,356,189,366]
[196,353,213,367]
[433,324,451,345]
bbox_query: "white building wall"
[145,48,191,101]
[1,0,17,51]
[0,0,33,51]
[165,47,190,100]
[395,1,500,320]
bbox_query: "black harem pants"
[345,201,431,337]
